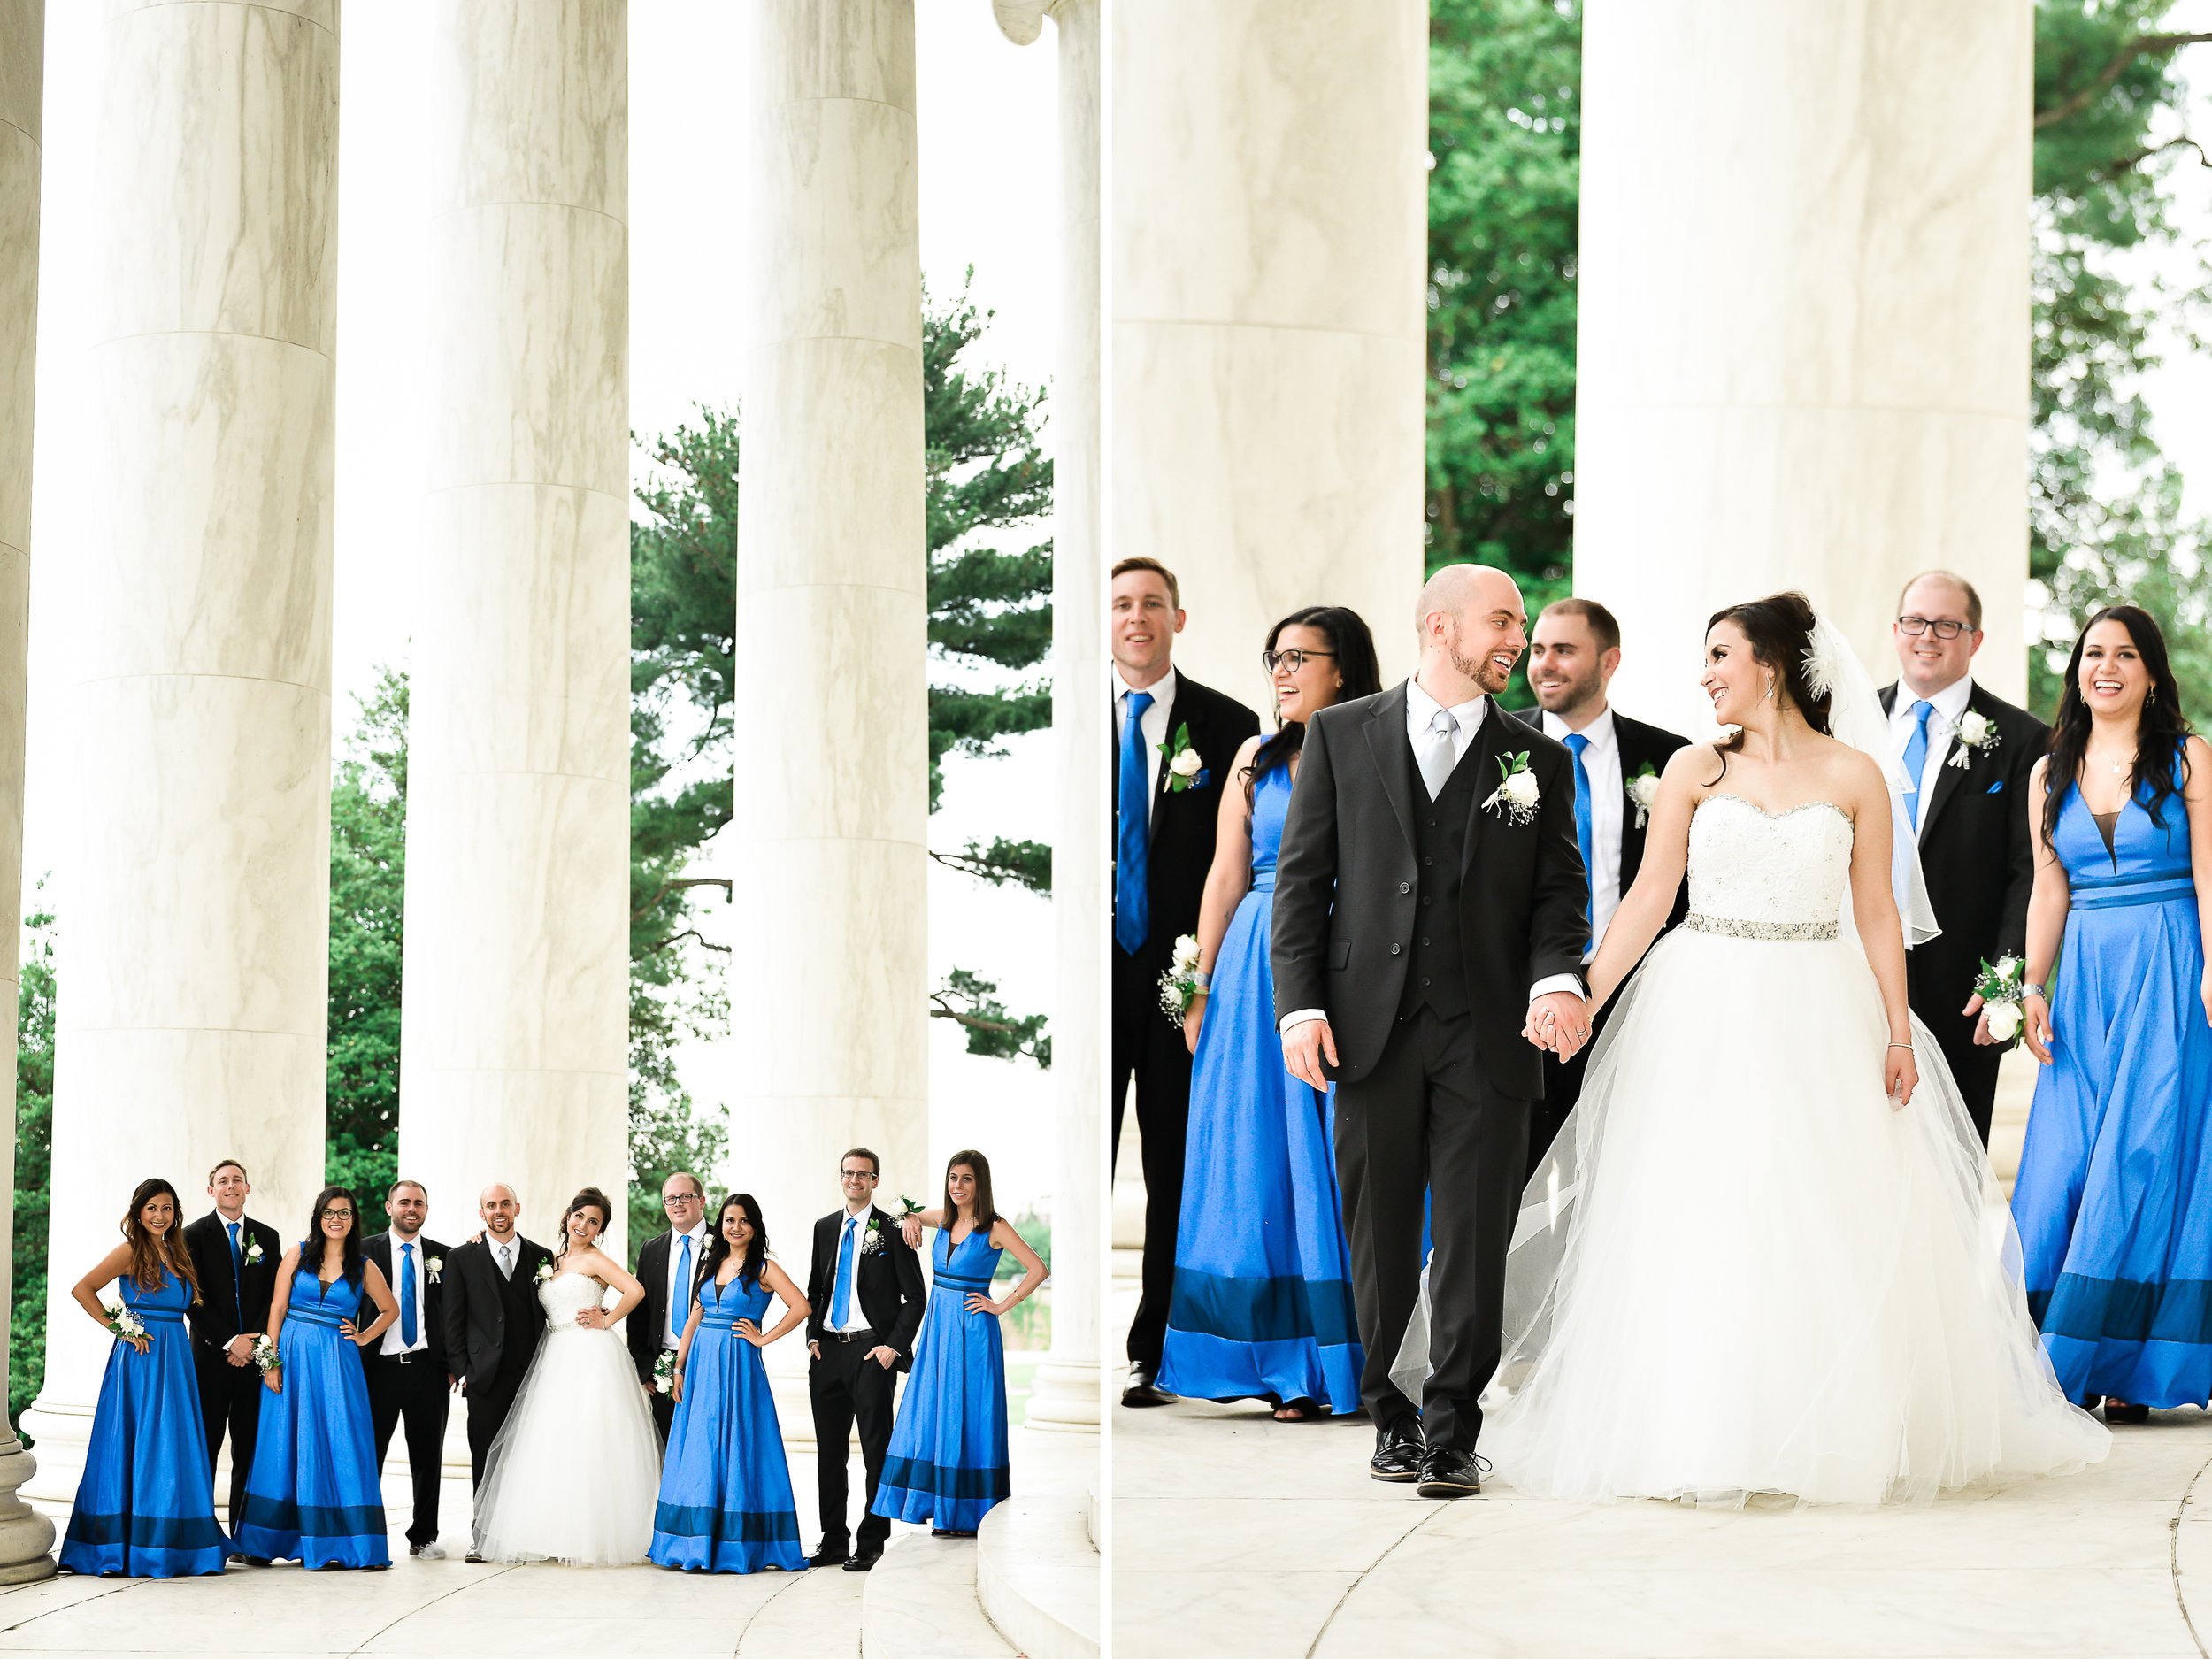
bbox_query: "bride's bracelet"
[1886,1041,1913,1050]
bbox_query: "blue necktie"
[831,1216,857,1328]
[1564,732,1596,954]
[227,1220,242,1316]
[399,1241,418,1347]
[1902,701,1934,829]
[671,1233,693,1337]
[1115,689,1154,956]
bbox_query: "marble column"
[1000,0,1101,1433]
[1574,0,2032,734]
[0,0,53,1575]
[1112,0,1427,703]
[398,3,631,1262]
[733,0,927,1435]
[25,0,338,1506]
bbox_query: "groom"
[440,1180,554,1555]
[1274,564,1591,1497]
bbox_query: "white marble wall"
[734,0,928,1432]
[1574,0,2032,733]
[27,0,338,1502]
[398,2,631,1258]
[1112,0,1427,703]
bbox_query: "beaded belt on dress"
[1683,913,1838,942]
[2070,872,2196,911]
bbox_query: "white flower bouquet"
[1973,954,2028,1045]
[1483,751,1541,826]
[1157,933,1204,1024]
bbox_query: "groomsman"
[1514,599,1689,1178]
[440,1181,554,1558]
[362,1179,453,1558]
[628,1171,710,1444]
[182,1158,280,1528]
[1880,571,2049,1145]
[804,1148,925,1574]
[1110,556,1259,1408]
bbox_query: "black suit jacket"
[182,1210,283,1356]
[1879,680,2049,1009]
[1509,706,1694,931]
[439,1233,555,1394]
[803,1208,926,1369]
[1113,671,1263,978]
[1272,686,1591,1097]
[361,1232,450,1368]
[626,1228,710,1384]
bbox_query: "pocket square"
[1194,769,1211,787]
[1986,780,2004,795]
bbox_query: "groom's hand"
[1527,990,1590,1057]
[1282,1018,1338,1090]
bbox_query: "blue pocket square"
[1195,769,1212,787]
[1986,780,2004,795]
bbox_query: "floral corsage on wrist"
[898,1195,925,1221]
[1158,933,1206,1024]
[1626,762,1661,829]
[102,1302,146,1343]
[1973,954,2028,1045]
[652,1350,679,1395]
[250,1333,280,1373]
[1482,752,1541,826]
[1947,710,2001,768]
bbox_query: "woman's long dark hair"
[303,1184,365,1284]
[943,1149,1000,1236]
[121,1177,200,1299]
[1704,592,1833,782]
[695,1191,769,1296]
[2042,605,2191,847]
[1243,606,1382,810]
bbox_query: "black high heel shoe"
[2104,1400,2152,1425]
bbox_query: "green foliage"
[931,969,1051,1069]
[626,1085,731,1263]
[12,896,54,1428]
[325,671,409,1202]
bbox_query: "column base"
[1024,1356,1100,1432]
[0,1438,57,1580]
[16,1399,89,1512]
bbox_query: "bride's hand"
[573,1308,610,1330]
[1884,1042,1917,1110]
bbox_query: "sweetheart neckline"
[1695,793,1851,828]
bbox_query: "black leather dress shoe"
[1370,1417,1425,1482]
[1416,1447,1486,1499]
[807,1543,849,1569]
[1121,1364,1173,1408]
[842,1544,884,1572]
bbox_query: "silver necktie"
[498,1243,513,1279]
[1418,709,1460,800]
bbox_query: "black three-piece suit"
[438,1232,555,1488]
[1273,686,1589,1454]
[805,1206,925,1555]
[1878,680,2049,1144]
[1111,669,1261,1371]
[361,1230,453,1549]
[182,1209,282,1522]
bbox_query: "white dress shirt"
[826,1208,874,1334]
[1113,664,1179,824]
[1541,707,1623,962]
[1888,675,1975,841]
[378,1235,429,1357]
[661,1222,709,1353]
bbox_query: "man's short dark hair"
[1111,556,1180,611]
[1896,570,1983,631]
[208,1158,247,1185]
[841,1147,882,1178]
[1540,596,1622,656]
[387,1179,426,1202]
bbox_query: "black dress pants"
[810,1333,896,1551]
[365,1351,449,1548]
[1334,1002,1529,1454]
[194,1345,262,1525]
[1112,942,1194,1369]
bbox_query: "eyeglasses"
[1896,615,1970,641]
[319,1208,354,1221]
[1263,649,1336,674]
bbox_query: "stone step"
[977,1495,1101,1659]
[860,1533,1016,1658]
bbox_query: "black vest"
[1398,738,1483,1019]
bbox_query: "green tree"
[12,895,54,1427]
[325,671,409,1202]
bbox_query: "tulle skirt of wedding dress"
[1423,926,2111,1508]
[472,1325,664,1563]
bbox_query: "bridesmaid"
[1157,606,1379,1419]
[879,1152,1046,1537]
[649,1192,810,1572]
[58,1178,228,1577]
[2013,604,2212,1419]
[234,1185,399,1568]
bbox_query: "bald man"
[1274,563,1590,1498]
[441,1182,557,1523]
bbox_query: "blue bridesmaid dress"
[1157,762,1363,1411]
[234,1261,390,1568]
[59,1265,229,1577]
[870,1227,1010,1532]
[2013,754,2212,1407]
[649,1274,806,1572]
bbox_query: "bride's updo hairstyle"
[557,1186,614,1257]
[1706,591,1833,780]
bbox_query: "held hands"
[1884,1042,1919,1110]
[1522,990,1592,1058]
[1282,1019,1338,1091]
[224,1333,255,1368]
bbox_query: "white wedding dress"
[472,1271,664,1563]
[1460,792,2111,1506]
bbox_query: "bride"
[472,1186,664,1562]
[1454,592,2108,1506]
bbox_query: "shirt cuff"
[1528,974,1586,1004]
[1279,1008,1327,1033]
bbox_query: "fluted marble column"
[1574,0,2032,733]
[398,3,631,1260]
[1112,0,1426,700]
[734,0,928,1433]
[26,0,338,1505]
[0,0,54,1576]
[1000,0,1100,1434]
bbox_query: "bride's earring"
[1763,677,1775,702]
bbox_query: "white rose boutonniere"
[534,1260,555,1284]
[1482,752,1541,826]
[859,1217,885,1256]
[425,1255,443,1284]
[1947,710,2001,769]
[1626,763,1662,830]
[242,1238,265,1266]
[1159,723,1206,793]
